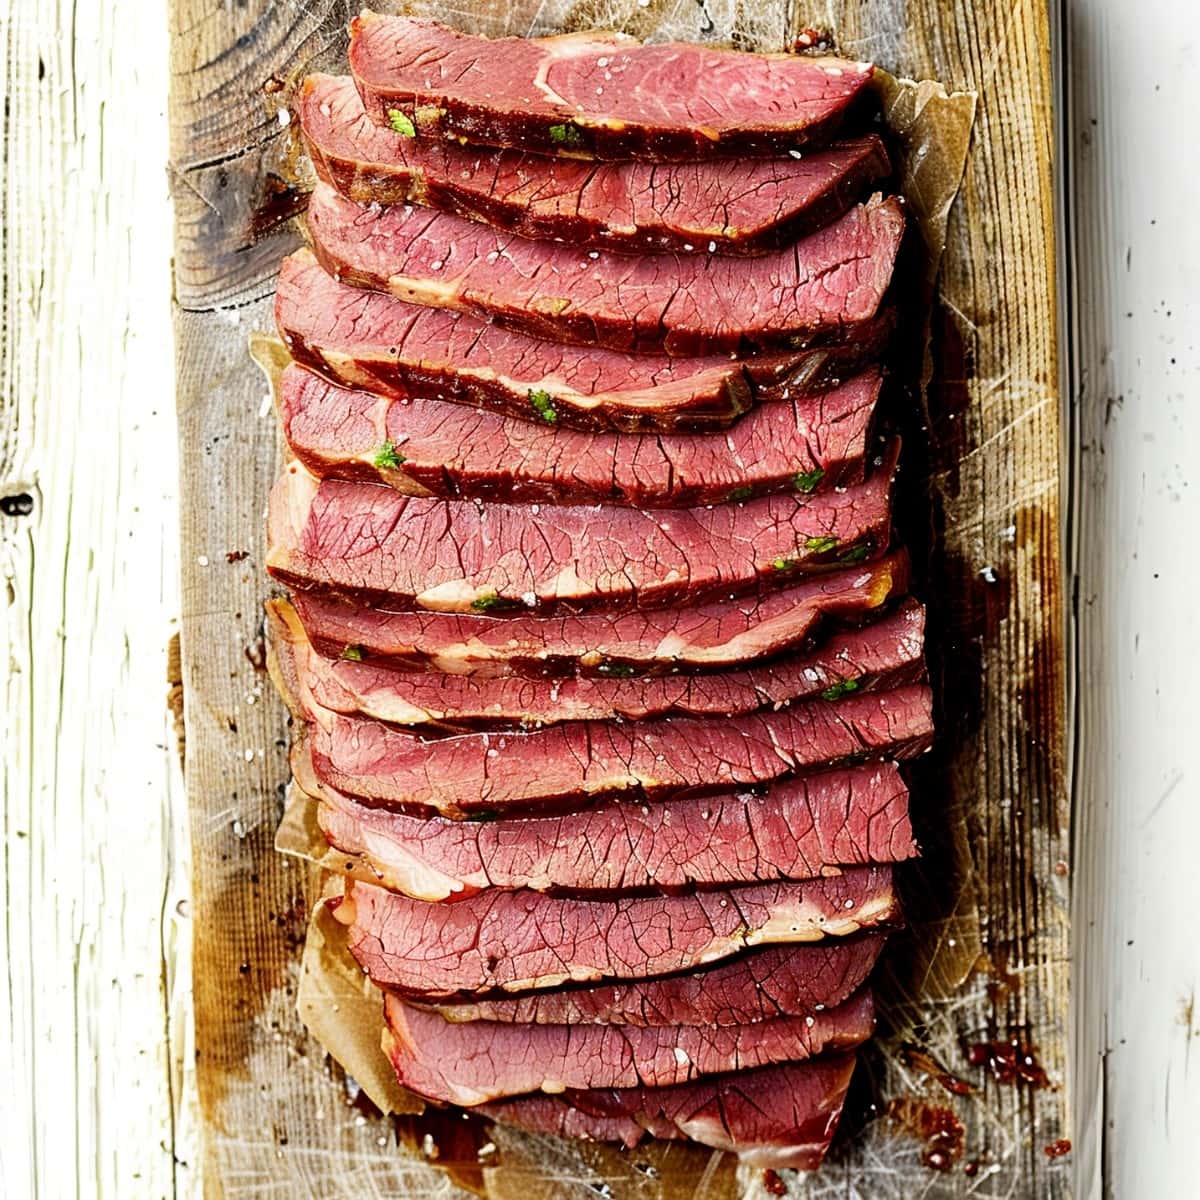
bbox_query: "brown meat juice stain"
[762,1167,789,1194]
[900,1044,974,1096]
[965,1037,1053,1089]
[884,1098,965,1171]
[393,1109,494,1196]
[247,172,309,242]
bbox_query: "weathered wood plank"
[0,2,188,1198]
[802,3,1070,1197]
[170,1,1066,1196]
[170,4,481,1195]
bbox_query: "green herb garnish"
[820,678,860,702]
[339,644,366,662]
[793,467,825,494]
[727,485,754,503]
[596,661,637,678]
[804,535,839,554]
[470,591,519,613]
[838,544,871,564]
[372,440,406,470]
[548,122,585,147]
[528,388,559,424]
[386,109,416,137]
[772,556,800,571]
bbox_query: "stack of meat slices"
[266,13,932,1172]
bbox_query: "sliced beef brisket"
[277,361,881,507]
[349,15,873,161]
[272,620,932,815]
[382,989,873,1104]
[288,552,910,675]
[341,869,898,995]
[266,457,895,614]
[307,182,904,355]
[480,1056,857,1168]
[421,938,885,1027]
[297,741,917,897]
[277,251,890,432]
[268,18,920,1175]
[271,596,924,726]
[297,689,932,817]
[300,74,891,254]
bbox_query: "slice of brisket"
[270,596,924,726]
[299,73,891,255]
[349,16,873,161]
[273,617,932,814]
[381,988,873,1104]
[480,1056,858,1168]
[420,938,885,1027]
[266,457,895,614]
[341,869,898,995]
[297,735,916,896]
[278,361,881,507]
[307,182,904,355]
[277,251,891,433]
[288,551,910,675]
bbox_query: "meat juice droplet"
[899,1044,974,1096]
[884,1098,965,1171]
[964,1037,1052,1089]
[1044,1138,1072,1159]
[761,1168,788,1196]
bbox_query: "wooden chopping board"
[168,1,1066,1196]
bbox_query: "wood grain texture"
[1064,2,1200,1197]
[0,2,191,1198]
[169,1,1066,1196]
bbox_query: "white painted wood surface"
[1,1,1199,1196]
[1066,1,1200,1196]
[0,2,195,1199]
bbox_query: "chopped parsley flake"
[596,661,637,678]
[470,591,518,613]
[820,678,860,701]
[386,109,416,137]
[838,544,871,564]
[528,388,558,424]
[372,440,405,470]
[339,644,366,662]
[727,485,754,503]
[772,556,800,571]
[804,535,839,554]
[793,467,825,494]
[548,122,585,147]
